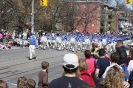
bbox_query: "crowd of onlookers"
[0,39,133,88]
[0,29,34,50]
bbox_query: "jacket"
[85,57,96,78]
[116,46,127,65]
[80,70,96,87]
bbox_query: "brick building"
[62,0,117,33]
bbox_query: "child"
[27,79,36,88]
[38,61,49,88]
[0,80,8,88]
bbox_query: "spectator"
[12,30,16,40]
[0,31,3,43]
[97,65,130,88]
[27,79,36,88]
[62,52,80,78]
[84,50,96,78]
[128,55,133,74]
[0,42,9,50]
[5,31,9,42]
[74,51,81,60]
[48,53,88,88]
[95,48,110,78]
[17,37,23,48]
[126,43,133,72]
[125,43,133,67]
[115,40,127,65]
[0,80,8,88]
[104,48,110,60]
[91,42,98,53]
[79,59,96,87]
[17,76,28,88]
[22,30,27,40]
[102,52,121,78]
[38,61,49,88]
[128,70,133,88]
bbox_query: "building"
[100,4,116,33]
[62,0,116,33]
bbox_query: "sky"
[107,0,133,10]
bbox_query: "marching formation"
[39,31,132,52]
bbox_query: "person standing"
[0,32,3,43]
[48,53,88,88]
[115,40,127,65]
[84,50,96,78]
[38,61,49,88]
[95,48,110,79]
[29,34,36,60]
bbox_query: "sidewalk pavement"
[11,47,20,49]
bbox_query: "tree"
[61,1,102,32]
[0,0,17,30]
[34,0,64,32]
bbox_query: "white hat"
[62,53,79,69]
[128,43,133,46]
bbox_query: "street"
[0,48,73,88]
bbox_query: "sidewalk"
[11,47,20,49]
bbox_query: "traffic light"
[40,0,48,6]
[126,0,133,4]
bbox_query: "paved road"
[0,48,75,88]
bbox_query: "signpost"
[40,0,48,6]
[126,0,133,4]
[31,0,48,33]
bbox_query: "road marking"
[7,82,17,86]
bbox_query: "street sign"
[126,0,133,4]
[40,0,48,6]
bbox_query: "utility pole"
[105,6,107,32]
[31,0,34,33]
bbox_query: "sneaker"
[33,57,36,59]
[29,58,32,60]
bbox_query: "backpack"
[121,64,129,81]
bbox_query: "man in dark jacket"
[115,40,127,65]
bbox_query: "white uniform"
[56,37,61,43]
[40,36,47,42]
[102,38,107,48]
[70,37,75,44]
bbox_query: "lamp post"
[31,0,34,33]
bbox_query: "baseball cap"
[62,53,79,70]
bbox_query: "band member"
[29,34,36,60]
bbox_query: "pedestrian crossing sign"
[126,0,133,4]
[40,0,48,6]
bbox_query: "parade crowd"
[0,29,133,88]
